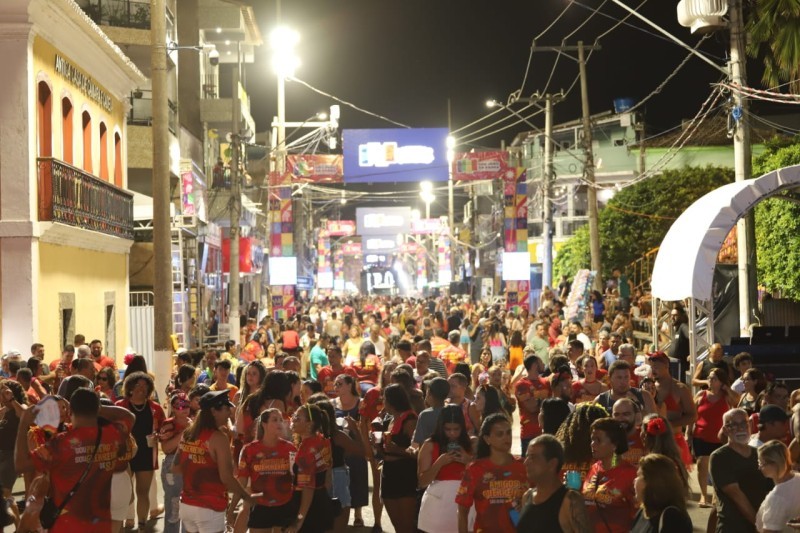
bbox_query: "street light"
[420,181,435,218]
[419,181,436,288]
[270,26,300,174]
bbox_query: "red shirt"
[455,457,528,533]
[294,434,331,490]
[92,355,116,372]
[581,460,637,533]
[430,442,467,481]
[237,439,297,506]
[439,344,467,374]
[30,423,127,533]
[621,431,645,467]
[178,428,228,512]
[359,387,384,421]
[317,366,357,398]
[514,376,550,439]
[350,354,381,386]
[282,330,300,350]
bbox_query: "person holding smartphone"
[417,405,475,532]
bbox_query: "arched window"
[82,110,92,173]
[114,132,122,187]
[37,81,52,158]
[62,97,73,164]
[99,122,108,180]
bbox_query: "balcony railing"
[78,0,151,30]
[129,90,178,134]
[37,158,134,240]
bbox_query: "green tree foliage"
[554,224,590,282]
[753,136,800,298]
[746,0,800,93]
[554,166,734,280]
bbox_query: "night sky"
[244,1,763,214]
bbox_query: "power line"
[289,76,411,128]
[624,34,711,115]
[456,104,539,143]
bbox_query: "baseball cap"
[647,351,670,364]
[199,390,234,410]
[759,404,790,424]
[424,377,450,401]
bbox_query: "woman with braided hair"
[555,402,609,485]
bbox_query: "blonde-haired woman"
[756,440,800,533]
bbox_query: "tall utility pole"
[151,0,172,393]
[531,43,602,289]
[447,99,455,278]
[578,41,603,291]
[530,91,565,290]
[229,47,242,341]
[730,0,755,334]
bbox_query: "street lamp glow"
[269,27,300,51]
[271,53,300,78]
[486,99,499,108]
[270,27,300,78]
[420,180,433,193]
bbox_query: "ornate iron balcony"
[37,158,134,240]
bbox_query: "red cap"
[647,351,670,363]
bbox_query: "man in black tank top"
[594,360,658,416]
[517,435,589,533]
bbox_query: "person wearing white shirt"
[732,352,753,395]
[755,440,800,533]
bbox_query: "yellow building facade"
[0,0,144,362]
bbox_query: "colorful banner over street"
[286,154,343,183]
[326,220,356,236]
[451,151,510,181]
[268,171,293,258]
[504,167,528,252]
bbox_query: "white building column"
[0,23,39,352]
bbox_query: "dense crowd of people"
[0,287,799,533]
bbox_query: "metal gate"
[129,291,155,370]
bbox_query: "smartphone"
[446,441,460,453]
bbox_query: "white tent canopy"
[651,164,800,302]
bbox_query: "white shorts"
[179,502,226,533]
[110,470,133,521]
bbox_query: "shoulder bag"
[40,426,102,529]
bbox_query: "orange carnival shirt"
[178,428,228,512]
[294,433,332,489]
[237,439,297,506]
[582,460,637,533]
[30,423,127,533]
[455,457,528,533]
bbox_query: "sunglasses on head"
[172,401,190,410]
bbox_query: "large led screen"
[269,257,298,285]
[343,128,449,183]
[356,207,411,236]
[502,252,531,281]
